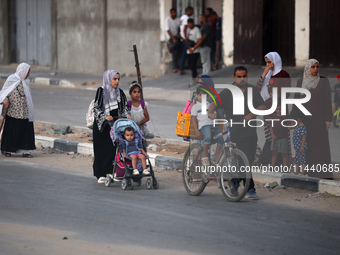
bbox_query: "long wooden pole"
[132,45,144,101]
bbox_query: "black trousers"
[232,136,258,191]
[170,40,182,70]
[188,53,200,78]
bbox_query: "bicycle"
[333,106,340,128]
[182,125,251,202]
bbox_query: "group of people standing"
[204,52,334,199]
[165,6,222,85]
[0,53,335,192]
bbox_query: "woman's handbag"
[86,100,95,129]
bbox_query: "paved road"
[31,84,183,139]
[1,159,340,254]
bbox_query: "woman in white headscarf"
[295,59,332,179]
[256,52,291,165]
[0,62,35,157]
[93,70,131,183]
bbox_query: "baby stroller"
[106,118,159,190]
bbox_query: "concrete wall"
[295,0,310,67]
[0,0,10,64]
[107,0,161,77]
[222,0,233,66]
[159,0,173,75]
[55,0,106,74]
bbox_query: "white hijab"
[302,59,320,90]
[0,62,34,121]
[102,70,120,115]
[261,52,282,101]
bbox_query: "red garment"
[208,17,217,40]
[296,77,333,179]
[258,70,291,109]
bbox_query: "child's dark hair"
[124,126,135,134]
[289,108,305,121]
[196,85,207,94]
[129,81,141,94]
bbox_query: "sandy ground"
[33,122,187,157]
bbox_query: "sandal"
[5,153,11,157]
[22,154,33,158]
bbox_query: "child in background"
[122,126,149,175]
[290,108,308,175]
[270,104,289,166]
[191,86,224,166]
[128,81,154,138]
[333,74,340,115]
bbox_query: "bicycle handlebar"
[213,129,229,140]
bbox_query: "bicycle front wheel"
[333,113,340,128]
[182,143,207,196]
[220,148,251,202]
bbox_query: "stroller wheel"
[105,176,112,187]
[121,179,128,190]
[127,179,134,190]
[146,178,153,189]
[152,177,159,189]
[135,180,142,186]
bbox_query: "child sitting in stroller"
[122,126,150,175]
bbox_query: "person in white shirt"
[165,8,181,73]
[186,18,202,84]
[191,85,223,166]
[179,6,194,75]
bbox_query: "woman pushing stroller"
[92,69,131,184]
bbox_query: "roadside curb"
[34,134,340,196]
[0,74,75,88]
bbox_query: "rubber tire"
[182,143,206,196]
[127,179,134,190]
[105,176,112,187]
[333,115,340,128]
[220,148,250,202]
[146,178,153,189]
[153,177,159,189]
[121,179,128,190]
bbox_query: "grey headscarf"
[302,59,320,90]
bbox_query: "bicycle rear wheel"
[182,143,207,196]
[333,112,340,128]
[220,148,250,202]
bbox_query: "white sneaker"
[143,169,150,175]
[133,169,140,175]
[97,177,106,184]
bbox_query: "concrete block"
[78,143,93,156]
[155,155,182,170]
[34,77,50,85]
[59,80,75,88]
[281,174,319,192]
[319,179,340,196]
[35,135,55,148]
[253,172,282,185]
[54,139,78,152]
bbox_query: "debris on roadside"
[147,144,160,152]
[264,181,279,191]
